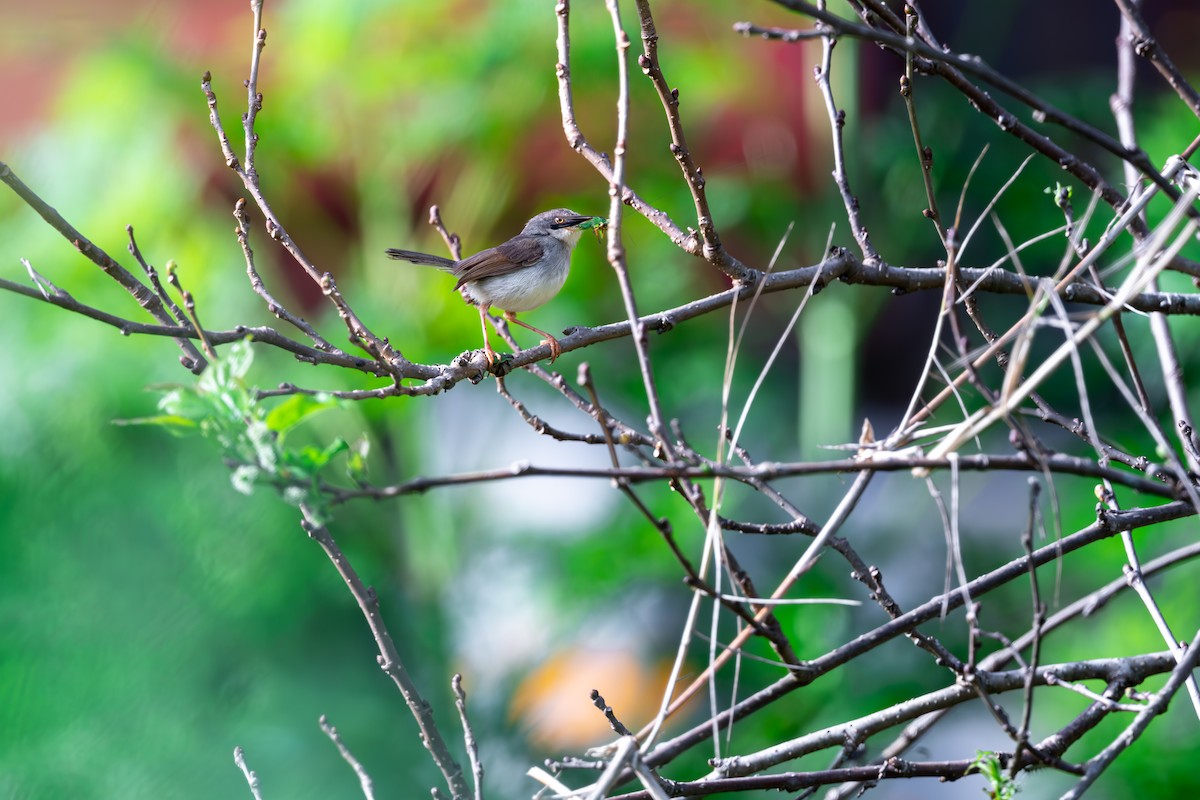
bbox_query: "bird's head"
[525,208,607,247]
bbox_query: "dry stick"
[1055,189,1154,420]
[960,220,1068,301]
[984,214,1077,478]
[573,736,674,800]
[601,0,673,455]
[496,372,638,447]
[991,264,1199,756]
[299,504,469,800]
[1087,318,1200,629]
[11,219,1200,398]
[635,470,875,742]
[633,0,742,277]
[826,539,1200,799]
[126,224,189,327]
[233,746,265,800]
[1112,0,1200,120]
[944,458,975,641]
[325,450,1173,505]
[1012,479,1046,778]
[319,715,377,800]
[778,0,1184,228]
[575,9,738,681]
[894,148,1021,442]
[1041,673,1147,712]
[721,431,819,534]
[0,160,208,373]
[960,207,1166,498]
[21,259,64,302]
[676,224,802,756]
[906,157,1185,434]
[692,313,740,756]
[1145,279,1198,473]
[1087,326,1200,532]
[1103,485,1200,717]
[893,233,958,440]
[813,2,880,262]
[582,736,639,800]
[0,267,382,375]
[166,262,218,361]
[233,198,336,352]
[898,4,945,243]
[575,363,751,628]
[206,71,390,363]
[521,362,656,449]
[1061,623,1200,799]
[927,185,1199,460]
[641,500,1194,771]
[709,652,1174,780]
[1041,288,1106,465]
[553,0,752,282]
[943,155,1002,404]
[597,0,715,760]
[450,675,483,800]
[428,205,464,261]
[1108,5,1200,476]
[668,227,838,753]
[199,4,405,373]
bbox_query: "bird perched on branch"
[386,209,606,367]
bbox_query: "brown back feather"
[451,236,547,289]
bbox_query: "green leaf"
[156,386,214,422]
[345,438,370,482]
[265,393,339,441]
[224,339,255,381]
[111,414,200,432]
[286,438,350,474]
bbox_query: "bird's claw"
[485,350,514,377]
[542,337,563,364]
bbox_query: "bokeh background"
[3,1,1200,797]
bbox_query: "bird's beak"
[551,215,607,231]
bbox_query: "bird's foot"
[541,336,563,364]
[482,347,514,377]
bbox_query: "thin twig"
[233,746,265,800]
[1061,623,1200,798]
[0,160,208,372]
[553,0,753,281]
[451,675,484,800]
[299,504,469,800]
[813,3,880,261]
[318,715,377,800]
[633,0,745,276]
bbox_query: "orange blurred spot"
[510,647,685,750]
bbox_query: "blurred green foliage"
[2,1,1199,798]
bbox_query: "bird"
[386,209,605,367]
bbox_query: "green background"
[2,1,1198,797]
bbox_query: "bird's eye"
[555,217,565,225]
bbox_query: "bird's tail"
[385,248,456,270]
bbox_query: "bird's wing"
[452,236,546,289]
[384,248,456,270]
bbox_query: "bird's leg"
[477,305,499,367]
[503,311,563,363]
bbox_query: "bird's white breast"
[465,243,572,312]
